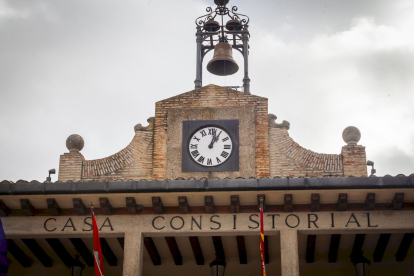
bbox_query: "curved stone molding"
[82,144,135,177]
[268,114,290,130]
[269,127,343,178]
[134,117,155,132]
[81,130,153,179]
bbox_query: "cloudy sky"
[1,0,413,182]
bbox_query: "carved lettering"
[44,218,57,232]
[83,217,92,231]
[367,213,378,227]
[267,214,280,229]
[170,216,185,230]
[61,218,76,232]
[285,214,300,228]
[345,213,361,227]
[100,217,114,231]
[210,215,221,230]
[191,216,202,230]
[307,214,319,228]
[248,214,259,229]
[152,216,165,230]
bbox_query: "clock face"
[188,126,233,167]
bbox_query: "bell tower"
[194,0,251,93]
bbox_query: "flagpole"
[260,196,266,276]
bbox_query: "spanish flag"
[92,203,104,276]
[260,200,266,276]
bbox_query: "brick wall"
[58,85,368,182]
[269,127,343,178]
[342,145,367,177]
[58,152,84,182]
[58,127,154,182]
[153,84,270,180]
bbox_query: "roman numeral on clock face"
[208,128,217,136]
[224,145,231,149]
[193,136,200,142]
[197,156,205,164]
[222,137,229,142]
[191,150,200,158]
[207,158,212,165]
[200,130,207,137]
[190,144,198,149]
[221,151,229,158]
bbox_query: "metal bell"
[207,42,239,76]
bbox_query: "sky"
[0,0,413,182]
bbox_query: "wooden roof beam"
[22,239,53,267]
[373,234,391,262]
[230,195,240,213]
[236,236,247,264]
[351,234,366,257]
[306,235,316,263]
[73,198,87,216]
[99,197,113,215]
[205,196,215,214]
[328,234,341,263]
[165,237,182,265]
[0,199,10,217]
[264,235,269,264]
[152,197,163,214]
[178,196,190,214]
[100,238,117,266]
[45,238,74,268]
[212,236,226,261]
[144,237,161,266]
[284,194,293,212]
[396,233,414,262]
[337,193,348,211]
[69,238,94,267]
[189,236,204,265]
[7,239,32,267]
[20,199,36,216]
[46,198,61,216]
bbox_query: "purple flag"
[0,219,8,276]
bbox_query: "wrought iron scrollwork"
[195,5,249,28]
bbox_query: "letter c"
[44,218,57,232]
[152,216,165,230]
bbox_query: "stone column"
[280,229,300,276]
[123,232,143,276]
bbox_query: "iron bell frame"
[194,0,251,94]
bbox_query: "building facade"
[1,84,414,276]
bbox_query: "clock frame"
[182,120,239,172]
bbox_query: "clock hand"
[208,134,217,149]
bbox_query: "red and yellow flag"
[260,202,266,276]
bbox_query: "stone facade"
[58,84,368,182]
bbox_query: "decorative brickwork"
[57,85,368,182]
[269,127,343,178]
[342,145,367,177]
[58,125,154,182]
[153,84,270,180]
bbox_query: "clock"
[182,120,239,172]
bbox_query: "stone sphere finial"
[66,134,84,152]
[342,126,361,145]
